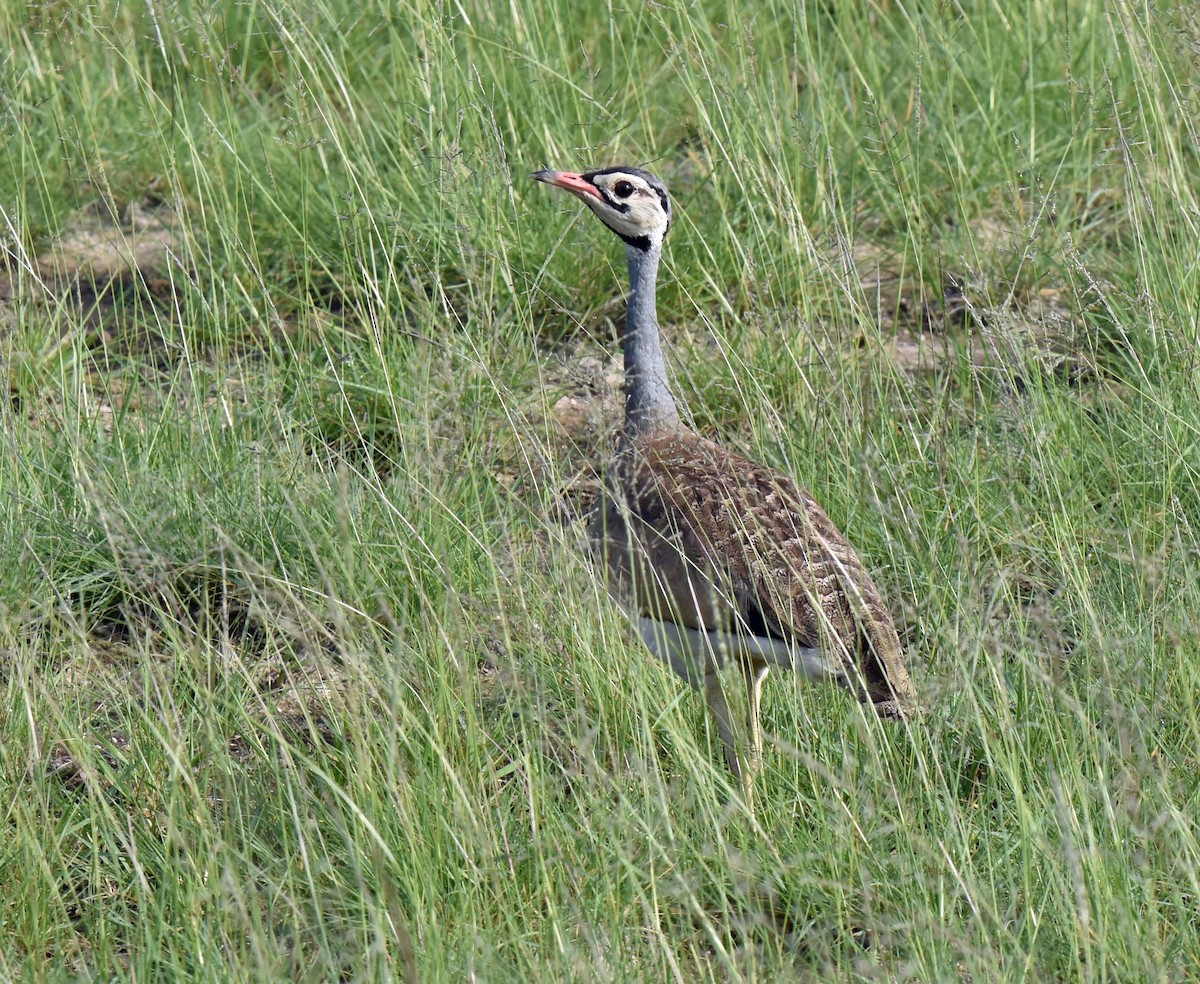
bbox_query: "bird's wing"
[618,427,917,713]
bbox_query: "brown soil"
[2,198,185,361]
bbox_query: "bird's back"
[593,424,917,715]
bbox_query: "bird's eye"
[613,180,635,199]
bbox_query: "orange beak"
[531,169,602,201]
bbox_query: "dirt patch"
[871,284,1083,376]
[833,219,1089,377]
[39,199,180,285]
[1,198,185,360]
[15,546,360,803]
[827,220,1016,336]
[33,629,355,800]
[832,239,962,335]
[547,353,623,439]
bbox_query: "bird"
[532,164,917,803]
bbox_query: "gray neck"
[623,243,679,434]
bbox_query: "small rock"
[553,394,601,437]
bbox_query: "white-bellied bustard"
[532,165,917,804]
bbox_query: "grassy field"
[2,0,1200,979]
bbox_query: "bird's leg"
[702,670,742,781]
[744,663,770,808]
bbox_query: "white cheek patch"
[610,208,650,238]
[584,199,633,233]
[587,196,665,239]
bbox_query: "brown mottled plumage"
[532,165,916,796]
[598,427,916,714]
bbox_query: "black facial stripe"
[617,232,652,251]
[598,189,631,213]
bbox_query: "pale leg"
[744,663,770,809]
[703,670,742,780]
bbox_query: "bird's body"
[532,164,916,794]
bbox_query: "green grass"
[3,0,1200,979]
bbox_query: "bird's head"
[531,166,671,253]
